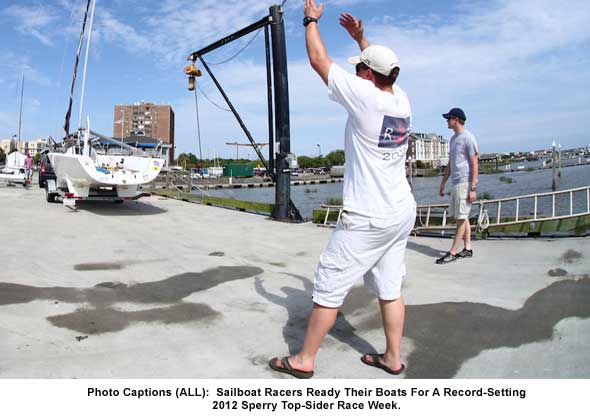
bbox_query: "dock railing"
[416,185,590,235]
[318,186,590,237]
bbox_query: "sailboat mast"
[63,0,92,136]
[18,75,24,153]
[77,0,97,132]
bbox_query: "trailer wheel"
[46,187,56,203]
[114,200,124,204]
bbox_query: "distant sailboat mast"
[17,75,24,153]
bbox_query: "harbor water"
[196,163,590,220]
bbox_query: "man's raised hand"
[339,12,364,42]
[304,0,324,20]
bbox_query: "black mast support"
[188,17,269,60]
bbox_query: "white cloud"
[355,0,590,149]
[2,4,58,46]
[94,9,152,54]
[0,52,52,87]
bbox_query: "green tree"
[175,153,199,169]
[0,147,5,164]
[324,149,345,168]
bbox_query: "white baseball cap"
[347,45,400,76]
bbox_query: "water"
[197,163,590,219]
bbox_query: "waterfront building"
[0,138,16,155]
[408,133,449,167]
[479,153,498,164]
[18,139,47,156]
[113,102,175,164]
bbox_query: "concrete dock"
[1,184,589,379]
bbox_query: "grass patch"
[155,189,274,214]
[324,197,343,206]
[499,176,514,184]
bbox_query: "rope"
[206,28,263,65]
[477,202,490,233]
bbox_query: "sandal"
[360,353,405,375]
[268,356,314,379]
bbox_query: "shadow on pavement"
[255,273,377,356]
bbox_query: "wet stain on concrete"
[548,268,568,277]
[269,262,287,268]
[354,277,590,378]
[48,303,220,334]
[560,250,582,264]
[95,281,128,289]
[208,252,225,257]
[0,266,264,307]
[74,262,123,271]
[250,354,270,367]
[0,266,262,334]
[256,274,375,356]
[73,258,168,271]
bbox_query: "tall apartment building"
[113,102,175,162]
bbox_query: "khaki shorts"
[312,200,416,308]
[449,182,471,220]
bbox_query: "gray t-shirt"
[449,129,478,185]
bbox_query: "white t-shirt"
[328,63,414,218]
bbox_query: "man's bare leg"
[449,219,466,254]
[272,303,338,372]
[463,218,472,250]
[362,297,405,370]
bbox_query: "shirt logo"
[378,116,410,148]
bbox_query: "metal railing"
[415,185,590,232]
[318,186,590,233]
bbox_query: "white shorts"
[449,182,471,220]
[312,200,416,308]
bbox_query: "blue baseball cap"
[442,108,466,121]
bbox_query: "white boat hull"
[48,152,164,198]
[0,167,27,184]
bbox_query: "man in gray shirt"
[437,108,479,264]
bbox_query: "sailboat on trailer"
[47,0,164,204]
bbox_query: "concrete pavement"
[1,184,589,378]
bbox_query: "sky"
[1,0,589,159]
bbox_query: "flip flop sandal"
[268,356,314,379]
[361,354,405,375]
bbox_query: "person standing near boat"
[436,108,479,264]
[269,1,415,378]
[24,152,34,185]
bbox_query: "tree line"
[174,149,345,170]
